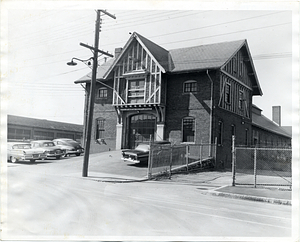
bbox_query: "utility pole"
[82,9,116,177]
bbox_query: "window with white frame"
[182,117,195,142]
[183,80,197,93]
[128,79,145,103]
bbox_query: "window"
[225,83,231,103]
[218,121,223,145]
[231,125,236,136]
[245,129,249,146]
[98,87,107,98]
[57,133,74,139]
[233,57,237,73]
[8,128,31,140]
[96,118,105,139]
[182,117,195,142]
[128,79,145,103]
[183,81,197,93]
[239,61,243,76]
[239,90,244,109]
[34,131,54,140]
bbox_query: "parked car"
[30,140,64,160]
[7,142,46,163]
[121,141,171,164]
[53,138,84,157]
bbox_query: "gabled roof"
[135,32,169,71]
[103,32,169,79]
[8,115,83,132]
[252,111,291,138]
[168,39,245,72]
[75,32,262,96]
[75,58,115,83]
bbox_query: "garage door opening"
[129,114,156,149]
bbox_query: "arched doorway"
[129,114,156,148]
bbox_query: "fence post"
[147,144,153,179]
[232,135,236,186]
[254,147,257,188]
[200,140,203,164]
[169,146,173,178]
[186,145,189,171]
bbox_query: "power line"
[160,22,291,47]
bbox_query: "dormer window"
[183,80,197,93]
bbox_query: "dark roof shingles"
[252,113,291,138]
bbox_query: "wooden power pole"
[82,9,115,177]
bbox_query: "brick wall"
[165,72,212,145]
[87,81,118,154]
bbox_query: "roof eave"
[252,122,291,139]
[167,66,220,75]
[103,34,136,79]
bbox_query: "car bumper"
[45,152,63,158]
[121,157,141,164]
[65,149,84,155]
[20,154,46,161]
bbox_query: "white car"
[7,142,46,163]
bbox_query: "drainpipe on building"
[206,70,214,157]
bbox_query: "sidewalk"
[165,171,292,205]
[84,151,292,205]
[204,185,292,205]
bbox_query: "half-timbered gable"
[105,32,168,107]
[219,41,262,119]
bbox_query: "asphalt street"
[2,152,292,240]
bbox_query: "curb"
[201,190,292,206]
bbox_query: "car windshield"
[63,140,79,145]
[42,142,55,147]
[135,144,149,152]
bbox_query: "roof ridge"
[168,39,246,52]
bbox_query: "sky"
[1,1,298,127]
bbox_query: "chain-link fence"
[148,142,216,179]
[232,143,292,188]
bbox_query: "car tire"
[30,159,35,163]
[56,155,61,160]
[11,157,18,163]
[76,153,80,156]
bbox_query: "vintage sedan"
[30,140,64,160]
[7,142,46,163]
[53,138,84,157]
[121,141,171,164]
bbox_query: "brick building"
[75,32,291,168]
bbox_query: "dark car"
[121,141,171,164]
[53,138,84,157]
[30,140,64,160]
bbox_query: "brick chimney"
[272,106,281,126]
[115,47,123,58]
